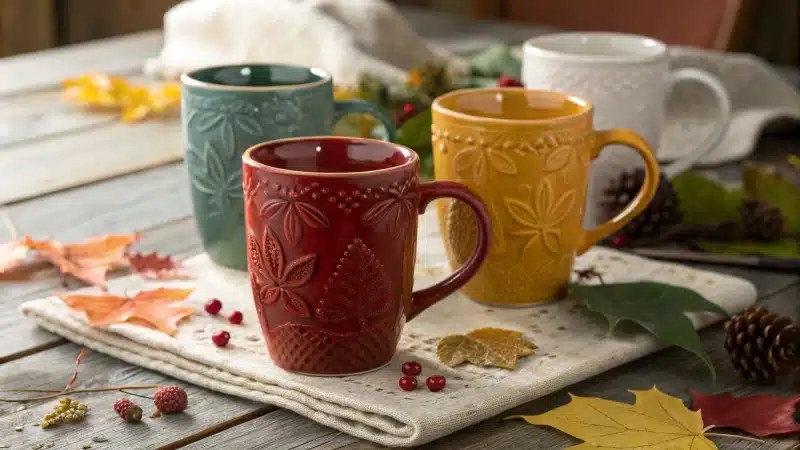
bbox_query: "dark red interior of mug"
[247,137,416,173]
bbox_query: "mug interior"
[525,32,666,62]
[184,64,329,88]
[245,137,417,174]
[434,88,589,122]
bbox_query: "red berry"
[401,361,422,376]
[402,103,416,115]
[153,386,188,414]
[113,398,142,423]
[228,311,243,325]
[426,375,446,392]
[398,376,417,391]
[204,298,222,315]
[610,235,628,248]
[497,75,523,88]
[211,330,230,347]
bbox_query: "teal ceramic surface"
[181,64,396,270]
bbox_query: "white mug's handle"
[662,68,731,178]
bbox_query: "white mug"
[522,32,731,226]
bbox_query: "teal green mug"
[181,64,396,270]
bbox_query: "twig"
[0,385,162,402]
[119,389,153,400]
[62,348,86,393]
[705,432,764,444]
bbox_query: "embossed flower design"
[316,239,391,329]
[503,180,576,256]
[187,141,243,216]
[260,191,330,246]
[248,228,316,318]
[361,180,417,238]
[452,141,518,185]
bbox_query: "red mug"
[242,136,491,375]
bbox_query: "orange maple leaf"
[60,288,195,335]
[127,252,192,280]
[23,233,140,287]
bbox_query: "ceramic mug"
[181,64,396,270]
[522,32,731,226]
[242,136,491,375]
[432,88,660,306]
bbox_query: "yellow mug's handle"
[577,129,660,254]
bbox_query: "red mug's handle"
[408,181,492,320]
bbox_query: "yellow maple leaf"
[62,73,181,122]
[437,327,536,369]
[507,387,717,449]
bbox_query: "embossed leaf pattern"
[361,182,416,238]
[188,142,243,216]
[259,197,330,246]
[543,146,571,172]
[248,228,316,318]
[452,146,517,184]
[316,239,391,329]
[242,170,259,208]
[504,180,576,256]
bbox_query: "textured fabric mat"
[20,211,757,447]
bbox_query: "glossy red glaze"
[242,136,492,375]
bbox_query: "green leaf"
[698,238,800,259]
[743,162,800,234]
[672,171,743,225]
[396,108,433,178]
[789,155,800,170]
[570,281,729,379]
[468,44,521,79]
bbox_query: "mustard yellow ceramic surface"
[432,88,660,305]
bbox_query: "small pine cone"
[114,398,142,423]
[602,168,683,240]
[739,199,784,240]
[724,306,800,383]
[153,386,188,414]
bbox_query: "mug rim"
[523,31,667,65]
[432,87,592,125]
[242,136,419,178]
[181,63,332,92]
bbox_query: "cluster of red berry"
[398,361,446,392]
[204,298,243,347]
[113,385,188,423]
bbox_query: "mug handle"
[333,99,397,142]
[577,130,660,254]
[662,68,732,178]
[408,181,492,320]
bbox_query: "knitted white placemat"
[19,211,756,447]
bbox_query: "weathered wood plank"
[0,163,196,362]
[184,284,799,450]
[0,344,273,450]
[182,409,360,450]
[0,31,161,96]
[0,119,183,204]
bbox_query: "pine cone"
[724,306,800,383]
[739,199,784,240]
[602,168,683,240]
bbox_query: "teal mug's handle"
[333,100,397,142]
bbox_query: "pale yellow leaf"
[507,387,717,449]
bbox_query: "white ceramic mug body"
[522,32,730,227]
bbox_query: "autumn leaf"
[690,390,800,437]
[570,281,727,379]
[60,288,195,335]
[0,241,33,280]
[126,252,192,280]
[672,171,744,226]
[507,387,717,449]
[23,233,140,287]
[437,327,536,369]
[742,160,800,234]
[62,73,180,122]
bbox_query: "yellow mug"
[432,88,660,305]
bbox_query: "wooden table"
[1,8,799,450]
